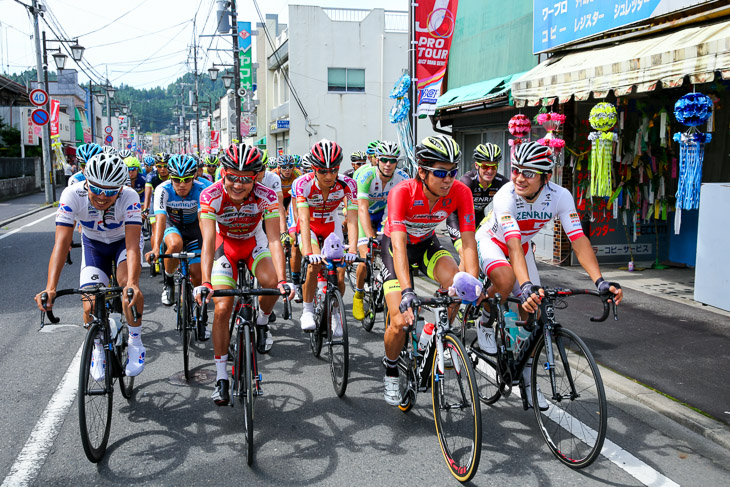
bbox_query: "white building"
[256,6,435,170]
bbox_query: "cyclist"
[295,139,359,332]
[343,151,367,178]
[273,155,304,291]
[352,141,409,321]
[475,141,623,408]
[365,140,380,166]
[118,149,133,159]
[446,143,508,270]
[145,154,207,309]
[143,153,171,250]
[125,156,146,198]
[34,152,147,378]
[194,143,294,406]
[68,143,103,186]
[381,135,478,405]
[142,155,156,176]
[201,154,219,182]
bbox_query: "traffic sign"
[104,126,113,135]
[127,144,132,149]
[29,89,48,107]
[31,108,49,126]
[105,135,113,143]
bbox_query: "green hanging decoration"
[588,103,618,197]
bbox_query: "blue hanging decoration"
[389,74,416,177]
[672,92,713,234]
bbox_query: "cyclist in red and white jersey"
[381,135,479,406]
[294,139,358,332]
[475,141,623,409]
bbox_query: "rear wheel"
[397,352,415,413]
[431,333,482,483]
[118,322,134,399]
[532,327,606,468]
[78,322,113,463]
[328,291,349,397]
[242,325,255,466]
[179,280,190,380]
[309,290,324,357]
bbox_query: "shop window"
[328,68,365,93]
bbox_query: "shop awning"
[254,136,266,146]
[437,72,527,111]
[512,19,730,107]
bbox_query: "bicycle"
[281,237,293,321]
[304,255,365,397]
[459,285,618,468]
[158,252,206,380]
[64,241,82,266]
[199,262,286,466]
[393,289,482,483]
[40,285,138,463]
[346,237,385,332]
[141,209,152,241]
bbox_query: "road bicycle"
[459,284,619,468]
[346,237,385,332]
[200,262,286,466]
[141,209,151,241]
[281,236,293,321]
[40,284,138,463]
[392,289,482,483]
[158,252,206,380]
[64,241,82,266]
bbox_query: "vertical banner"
[238,21,253,95]
[49,99,60,137]
[210,130,220,151]
[415,0,459,117]
[22,108,39,145]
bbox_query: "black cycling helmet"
[474,143,502,163]
[415,135,461,167]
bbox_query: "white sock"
[257,312,271,326]
[303,302,314,314]
[215,354,228,381]
[128,325,143,346]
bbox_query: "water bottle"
[503,309,519,352]
[109,313,124,346]
[418,322,435,352]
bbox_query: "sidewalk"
[0,191,55,227]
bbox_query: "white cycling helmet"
[511,141,555,172]
[102,145,117,156]
[85,153,128,188]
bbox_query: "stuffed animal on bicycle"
[322,233,345,261]
[448,272,483,305]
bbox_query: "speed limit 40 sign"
[29,89,48,107]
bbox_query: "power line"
[74,0,152,38]
[84,20,189,49]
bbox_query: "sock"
[303,302,314,314]
[215,355,228,381]
[164,271,174,286]
[128,325,143,346]
[383,356,399,377]
[257,312,271,326]
[355,288,364,298]
[292,272,301,285]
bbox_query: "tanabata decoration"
[389,73,416,177]
[672,92,713,233]
[508,114,531,147]
[536,112,566,150]
[588,103,618,198]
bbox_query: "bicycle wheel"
[118,322,134,399]
[460,304,501,405]
[431,332,482,483]
[346,263,358,292]
[78,322,113,463]
[179,280,191,380]
[328,291,349,397]
[309,292,323,357]
[398,352,416,413]
[532,327,607,468]
[282,295,291,321]
[241,325,255,465]
[361,265,377,332]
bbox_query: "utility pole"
[31,0,54,204]
[231,0,240,143]
[41,30,56,201]
[193,18,201,156]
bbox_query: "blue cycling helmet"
[167,154,198,178]
[143,155,155,166]
[76,143,103,165]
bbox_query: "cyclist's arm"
[142,184,153,212]
[199,217,217,285]
[506,238,530,289]
[264,216,287,282]
[390,230,412,291]
[299,208,314,256]
[37,224,74,310]
[276,191,287,234]
[124,222,142,289]
[149,213,166,259]
[346,202,358,253]
[358,199,375,240]
[460,230,479,278]
[572,235,623,304]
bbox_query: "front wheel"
[179,280,191,380]
[78,322,113,463]
[532,327,607,468]
[309,290,324,357]
[431,332,482,483]
[328,291,349,397]
[118,322,134,399]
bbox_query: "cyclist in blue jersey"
[68,143,103,187]
[143,155,155,177]
[145,154,207,307]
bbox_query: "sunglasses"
[379,158,398,165]
[171,176,195,183]
[511,167,544,179]
[224,173,255,184]
[476,162,498,169]
[421,166,458,179]
[279,164,294,169]
[316,167,339,175]
[127,167,139,171]
[155,164,167,169]
[87,183,120,197]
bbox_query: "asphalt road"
[2,208,730,486]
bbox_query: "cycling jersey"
[260,171,282,194]
[272,167,302,199]
[146,172,168,190]
[153,179,206,227]
[68,172,86,187]
[356,165,410,214]
[199,180,279,240]
[385,179,475,245]
[128,174,146,197]
[56,183,142,244]
[294,172,357,237]
[446,170,508,248]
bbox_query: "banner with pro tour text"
[415,0,459,117]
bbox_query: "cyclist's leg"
[115,243,146,376]
[420,234,459,321]
[248,229,276,352]
[301,232,322,303]
[162,226,183,273]
[184,225,203,286]
[210,235,238,378]
[79,235,115,324]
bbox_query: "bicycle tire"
[397,352,416,413]
[346,264,358,293]
[459,304,501,405]
[532,327,607,468]
[118,322,134,399]
[78,322,113,463]
[309,291,324,357]
[431,332,482,483]
[179,279,190,380]
[242,324,255,466]
[283,295,291,321]
[328,290,349,397]
[361,263,376,332]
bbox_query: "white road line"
[0,211,56,242]
[1,344,82,487]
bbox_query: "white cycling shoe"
[477,323,497,354]
[383,376,401,406]
[301,310,316,332]
[125,343,146,377]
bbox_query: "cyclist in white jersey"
[475,141,622,408]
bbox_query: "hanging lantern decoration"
[588,102,618,198]
[508,114,531,147]
[536,112,566,150]
[672,92,713,234]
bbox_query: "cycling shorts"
[80,235,127,288]
[297,223,344,250]
[380,233,452,295]
[163,222,202,264]
[477,237,540,297]
[357,209,384,247]
[211,229,270,288]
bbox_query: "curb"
[0,203,55,229]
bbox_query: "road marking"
[0,211,55,242]
[1,344,82,487]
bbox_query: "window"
[328,68,365,93]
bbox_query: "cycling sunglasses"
[127,166,139,171]
[170,175,195,183]
[224,173,255,184]
[379,158,398,165]
[155,164,168,169]
[511,167,544,179]
[279,164,294,169]
[87,182,121,197]
[475,162,498,168]
[421,166,458,179]
[316,167,339,175]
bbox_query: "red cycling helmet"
[220,143,263,173]
[310,139,343,169]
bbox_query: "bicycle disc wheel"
[118,322,134,399]
[532,327,607,468]
[328,291,349,397]
[242,325,255,465]
[431,333,482,483]
[78,323,113,463]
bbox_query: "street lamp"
[192,103,198,113]
[221,73,233,89]
[70,42,85,62]
[122,105,129,115]
[107,85,116,99]
[51,51,67,70]
[208,66,219,81]
[95,93,105,104]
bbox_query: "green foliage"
[0,117,42,158]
